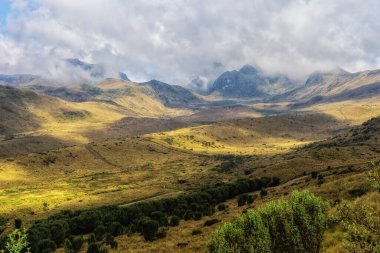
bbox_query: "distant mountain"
[139,79,203,108]
[276,68,380,107]
[0,74,42,87]
[66,58,105,78]
[208,65,298,98]
[118,72,131,81]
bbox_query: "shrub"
[168,215,180,226]
[64,238,74,253]
[108,222,123,236]
[217,203,228,211]
[150,211,167,226]
[105,233,118,249]
[209,211,271,253]
[204,219,220,227]
[36,239,56,253]
[194,211,202,220]
[271,177,281,186]
[209,191,328,253]
[4,229,29,253]
[155,228,167,239]
[317,175,325,185]
[335,200,380,252]
[184,210,193,221]
[237,194,248,206]
[94,225,106,241]
[192,229,202,235]
[87,242,106,253]
[247,195,256,204]
[141,219,159,241]
[14,219,22,229]
[71,236,83,252]
[260,189,268,198]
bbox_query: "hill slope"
[278,69,380,105]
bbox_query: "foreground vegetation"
[209,191,328,253]
[0,177,279,252]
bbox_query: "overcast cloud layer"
[0,0,380,86]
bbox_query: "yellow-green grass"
[148,123,311,155]
[0,137,221,224]
[306,97,380,125]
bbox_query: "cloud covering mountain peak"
[1,0,380,86]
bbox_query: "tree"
[141,220,159,241]
[64,238,74,253]
[168,215,180,226]
[260,189,268,198]
[14,219,22,229]
[71,236,84,252]
[36,239,56,253]
[94,225,106,241]
[247,195,256,204]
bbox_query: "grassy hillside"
[148,112,349,155]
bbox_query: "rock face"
[66,58,105,78]
[119,72,131,81]
[208,65,297,98]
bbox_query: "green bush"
[141,219,159,241]
[247,195,256,204]
[204,219,220,227]
[4,229,29,253]
[87,242,106,253]
[36,239,56,253]
[217,203,228,211]
[14,219,22,229]
[209,191,328,253]
[192,229,202,235]
[71,236,83,252]
[94,225,106,241]
[260,189,268,198]
[237,194,248,206]
[168,215,180,226]
[64,238,74,253]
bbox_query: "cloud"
[0,0,380,86]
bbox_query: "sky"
[0,0,380,87]
[0,0,10,26]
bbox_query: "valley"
[1,65,380,253]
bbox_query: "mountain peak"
[118,72,130,81]
[239,64,259,75]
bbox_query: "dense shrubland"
[208,191,329,253]
[0,177,279,252]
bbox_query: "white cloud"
[1,0,380,85]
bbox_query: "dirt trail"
[85,145,121,168]
[119,191,183,208]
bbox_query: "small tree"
[36,239,56,253]
[5,229,29,253]
[141,219,159,241]
[168,215,180,226]
[14,219,22,229]
[260,189,268,198]
[237,195,248,206]
[64,238,74,253]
